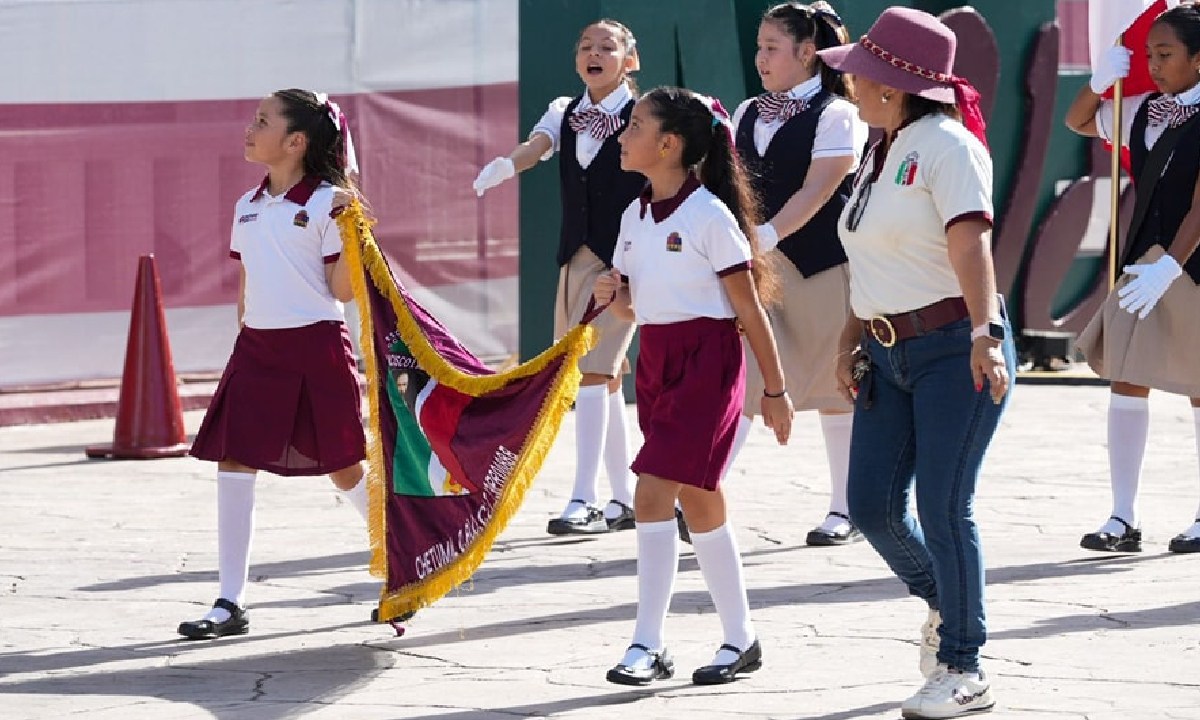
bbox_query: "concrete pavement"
[1,383,1199,719]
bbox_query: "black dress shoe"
[606,644,674,686]
[1080,516,1142,552]
[177,598,249,639]
[676,507,692,545]
[1168,521,1200,553]
[692,639,762,685]
[605,500,635,531]
[546,501,608,535]
[805,512,864,547]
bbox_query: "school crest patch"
[237,213,258,224]
[293,209,310,228]
[895,152,919,186]
[666,232,683,252]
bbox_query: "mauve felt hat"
[817,6,957,102]
[817,6,988,146]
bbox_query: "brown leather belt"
[862,296,969,347]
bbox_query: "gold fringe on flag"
[337,201,595,618]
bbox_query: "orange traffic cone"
[86,254,190,459]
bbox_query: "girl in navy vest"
[593,86,792,686]
[728,2,868,546]
[1066,4,1200,555]
[474,19,645,536]
[180,89,369,639]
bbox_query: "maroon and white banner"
[0,0,518,387]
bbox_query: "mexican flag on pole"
[337,201,594,621]
[1090,0,1179,171]
[1090,0,1178,100]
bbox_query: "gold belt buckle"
[868,316,897,347]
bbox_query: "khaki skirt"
[743,258,853,413]
[1077,245,1200,397]
[554,246,635,377]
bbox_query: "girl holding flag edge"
[180,89,369,639]
[1066,1,1200,555]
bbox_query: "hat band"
[859,35,952,85]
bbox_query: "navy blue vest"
[1128,94,1200,284]
[556,96,646,267]
[735,91,850,277]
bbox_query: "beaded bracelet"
[763,388,788,398]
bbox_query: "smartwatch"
[970,321,1005,342]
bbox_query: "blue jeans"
[847,317,1015,673]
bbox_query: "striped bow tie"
[756,92,808,124]
[1147,94,1200,129]
[567,106,623,140]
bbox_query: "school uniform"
[1080,87,1200,397]
[731,76,867,412]
[612,175,751,491]
[531,84,645,377]
[190,175,366,476]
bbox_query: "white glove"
[1117,253,1182,319]
[1090,46,1132,94]
[472,156,515,197]
[756,223,780,252]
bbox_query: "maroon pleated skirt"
[631,317,745,491]
[190,321,366,476]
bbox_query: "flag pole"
[1109,37,1124,291]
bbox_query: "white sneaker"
[901,667,996,718]
[920,608,941,678]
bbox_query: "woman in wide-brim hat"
[818,7,1014,719]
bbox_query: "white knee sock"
[338,476,370,524]
[1187,408,1200,538]
[629,518,679,655]
[720,415,754,482]
[208,471,256,622]
[818,413,854,532]
[566,385,607,516]
[690,522,754,665]
[1100,394,1150,535]
[603,388,636,514]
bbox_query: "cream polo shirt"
[230,176,346,329]
[730,75,869,167]
[1096,82,1200,151]
[612,176,753,326]
[530,83,633,169]
[838,114,993,319]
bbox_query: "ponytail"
[273,88,359,192]
[641,86,779,305]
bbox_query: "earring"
[881,94,891,104]
[659,147,668,158]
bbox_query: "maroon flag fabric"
[338,203,593,620]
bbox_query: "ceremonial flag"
[337,202,594,621]
[1091,0,1179,168]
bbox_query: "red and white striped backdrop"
[0,0,519,387]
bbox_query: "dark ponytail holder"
[813,9,843,28]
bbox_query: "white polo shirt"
[230,175,347,329]
[612,175,753,326]
[838,113,993,319]
[530,83,634,169]
[731,75,869,167]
